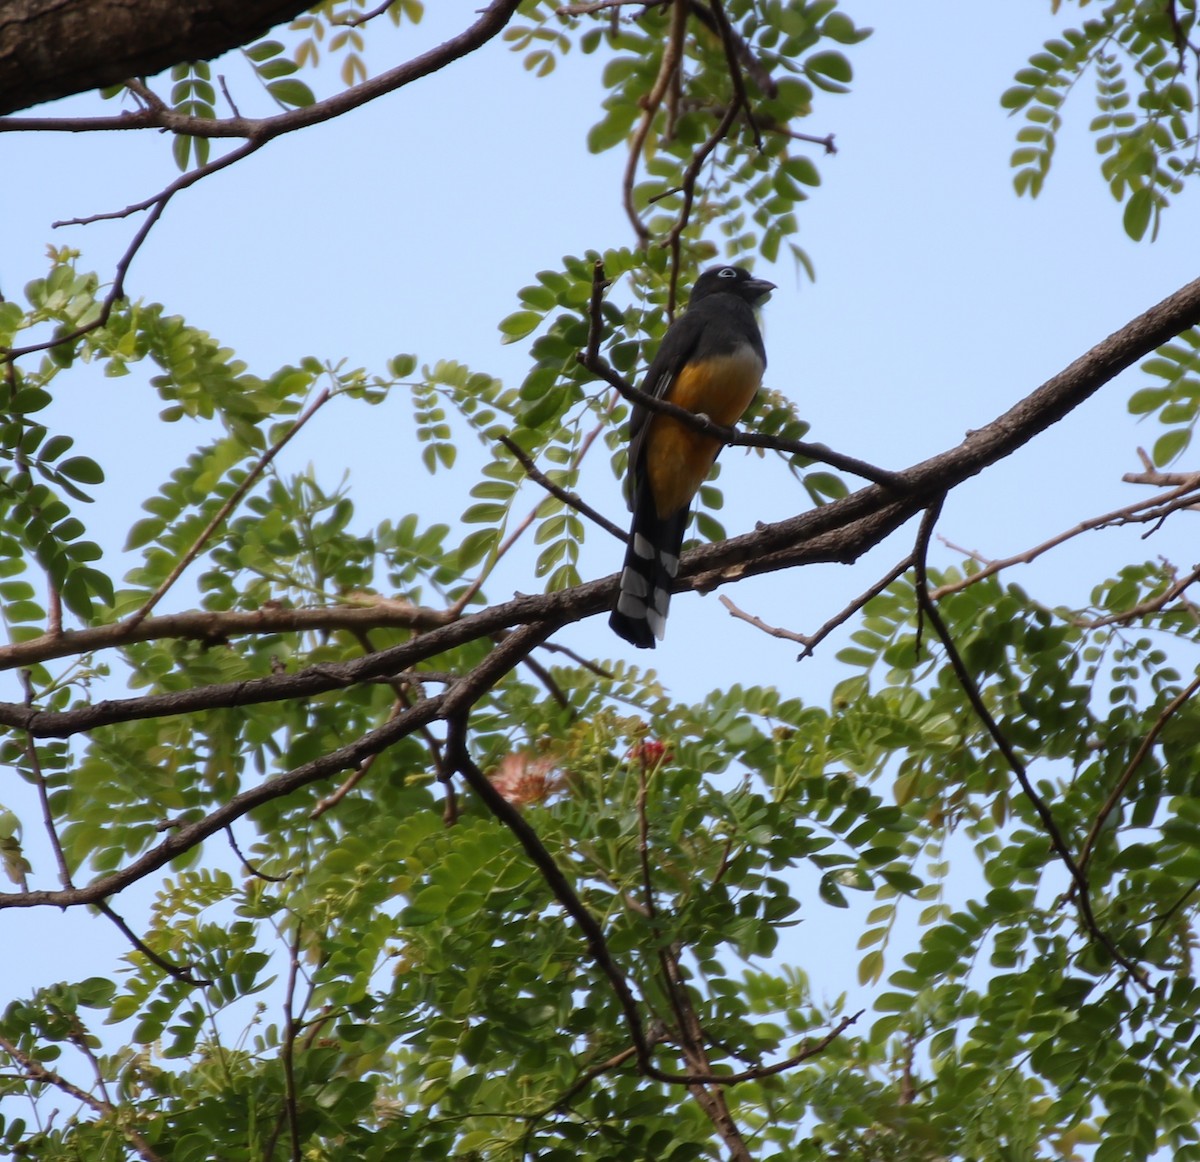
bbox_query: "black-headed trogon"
[609,265,775,649]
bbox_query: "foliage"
[1003,0,1200,240]
[2,2,1200,1161]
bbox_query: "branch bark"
[0,0,313,115]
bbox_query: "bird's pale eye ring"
[717,268,739,279]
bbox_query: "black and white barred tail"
[608,488,689,650]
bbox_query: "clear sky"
[1,0,1199,1125]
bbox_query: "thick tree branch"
[0,0,522,121]
[0,0,311,115]
[0,599,452,672]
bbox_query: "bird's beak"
[746,277,776,300]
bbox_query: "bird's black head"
[690,265,776,306]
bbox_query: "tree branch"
[0,0,312,115]
[580,343,906,488]
[1077,670,1200,873]
[912,504,1151,989]
[128,386,334,628]
[0,276,1195,742]
[0,598,452,672]
[930,475,1200,600]
[0,694,445,908]
[0,1033,162,1161]
[0,0,523,128]
[499,434,627,542]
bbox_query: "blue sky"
[2,0,1199,1129]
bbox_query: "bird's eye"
[717,267,739,279]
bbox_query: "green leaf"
[498,311,543,342]
[58,456,105,485]
[1123,186,1155,241]
[267,79,315,108]
[1152,426,1191,465]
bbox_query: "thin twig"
[666,101,740,314]
[768,125,837,153]
[708,0,761,149]
[225,825,289,882]
[127,387,334,627]
[794,554,914,660]
[1077,671,1200,873]
[538,640,616,681]
[20,671,68,892]
[217,75,242,119]
[686,1,777,96]
[557,0,666,13]
[281,922,303,1162]
[930,475,1200,599]
[1,195,169,365]
[94,900,208,985]
[0,1034,162,1162]
[310,699,406,819]
[499,434,626,541]
[450,414,617,615]
[718,595,809,644]
[331,0,397,26]
[622,0,690,243]
[586,258,612,368]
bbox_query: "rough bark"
[0,0,312,115]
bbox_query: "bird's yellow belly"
[645,347,764,518]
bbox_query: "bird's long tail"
[609,488,688,649]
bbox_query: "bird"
[609,264,775,649]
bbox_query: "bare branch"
[795,554,914,659]
[499,434,627,542]
[930,475,1200,600]
[0,598,452,672]
[718,594,809,644]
